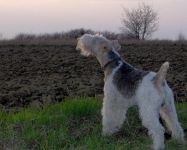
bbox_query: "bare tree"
[178,33,186,41]
[121,3,159,40]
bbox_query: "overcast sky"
[0,0,187,39]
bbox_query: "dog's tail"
[154,62,169,87]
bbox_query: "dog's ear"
[112,40,121,51]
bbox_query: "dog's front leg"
[102,95,127,136]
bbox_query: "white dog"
[76,34,184,150]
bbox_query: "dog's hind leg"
[136,82,166,150]
[154,62,184,143]
[138,100,165,150]
[102,95,128,136]
[160,86,184,143]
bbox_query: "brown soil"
[0,42,186,108]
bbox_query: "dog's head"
[76,34,121,57]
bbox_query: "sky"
[0,0,187,39]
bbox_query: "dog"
[76,34,184,150]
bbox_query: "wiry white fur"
[102,70,184,150]
[76,34,185,150]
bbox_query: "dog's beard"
[80,49,92,56]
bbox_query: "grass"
[0,97,186,150]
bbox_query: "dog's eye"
[103,46,107,50]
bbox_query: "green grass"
[0,97,186,150]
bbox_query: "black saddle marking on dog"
[113,60,149,98]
